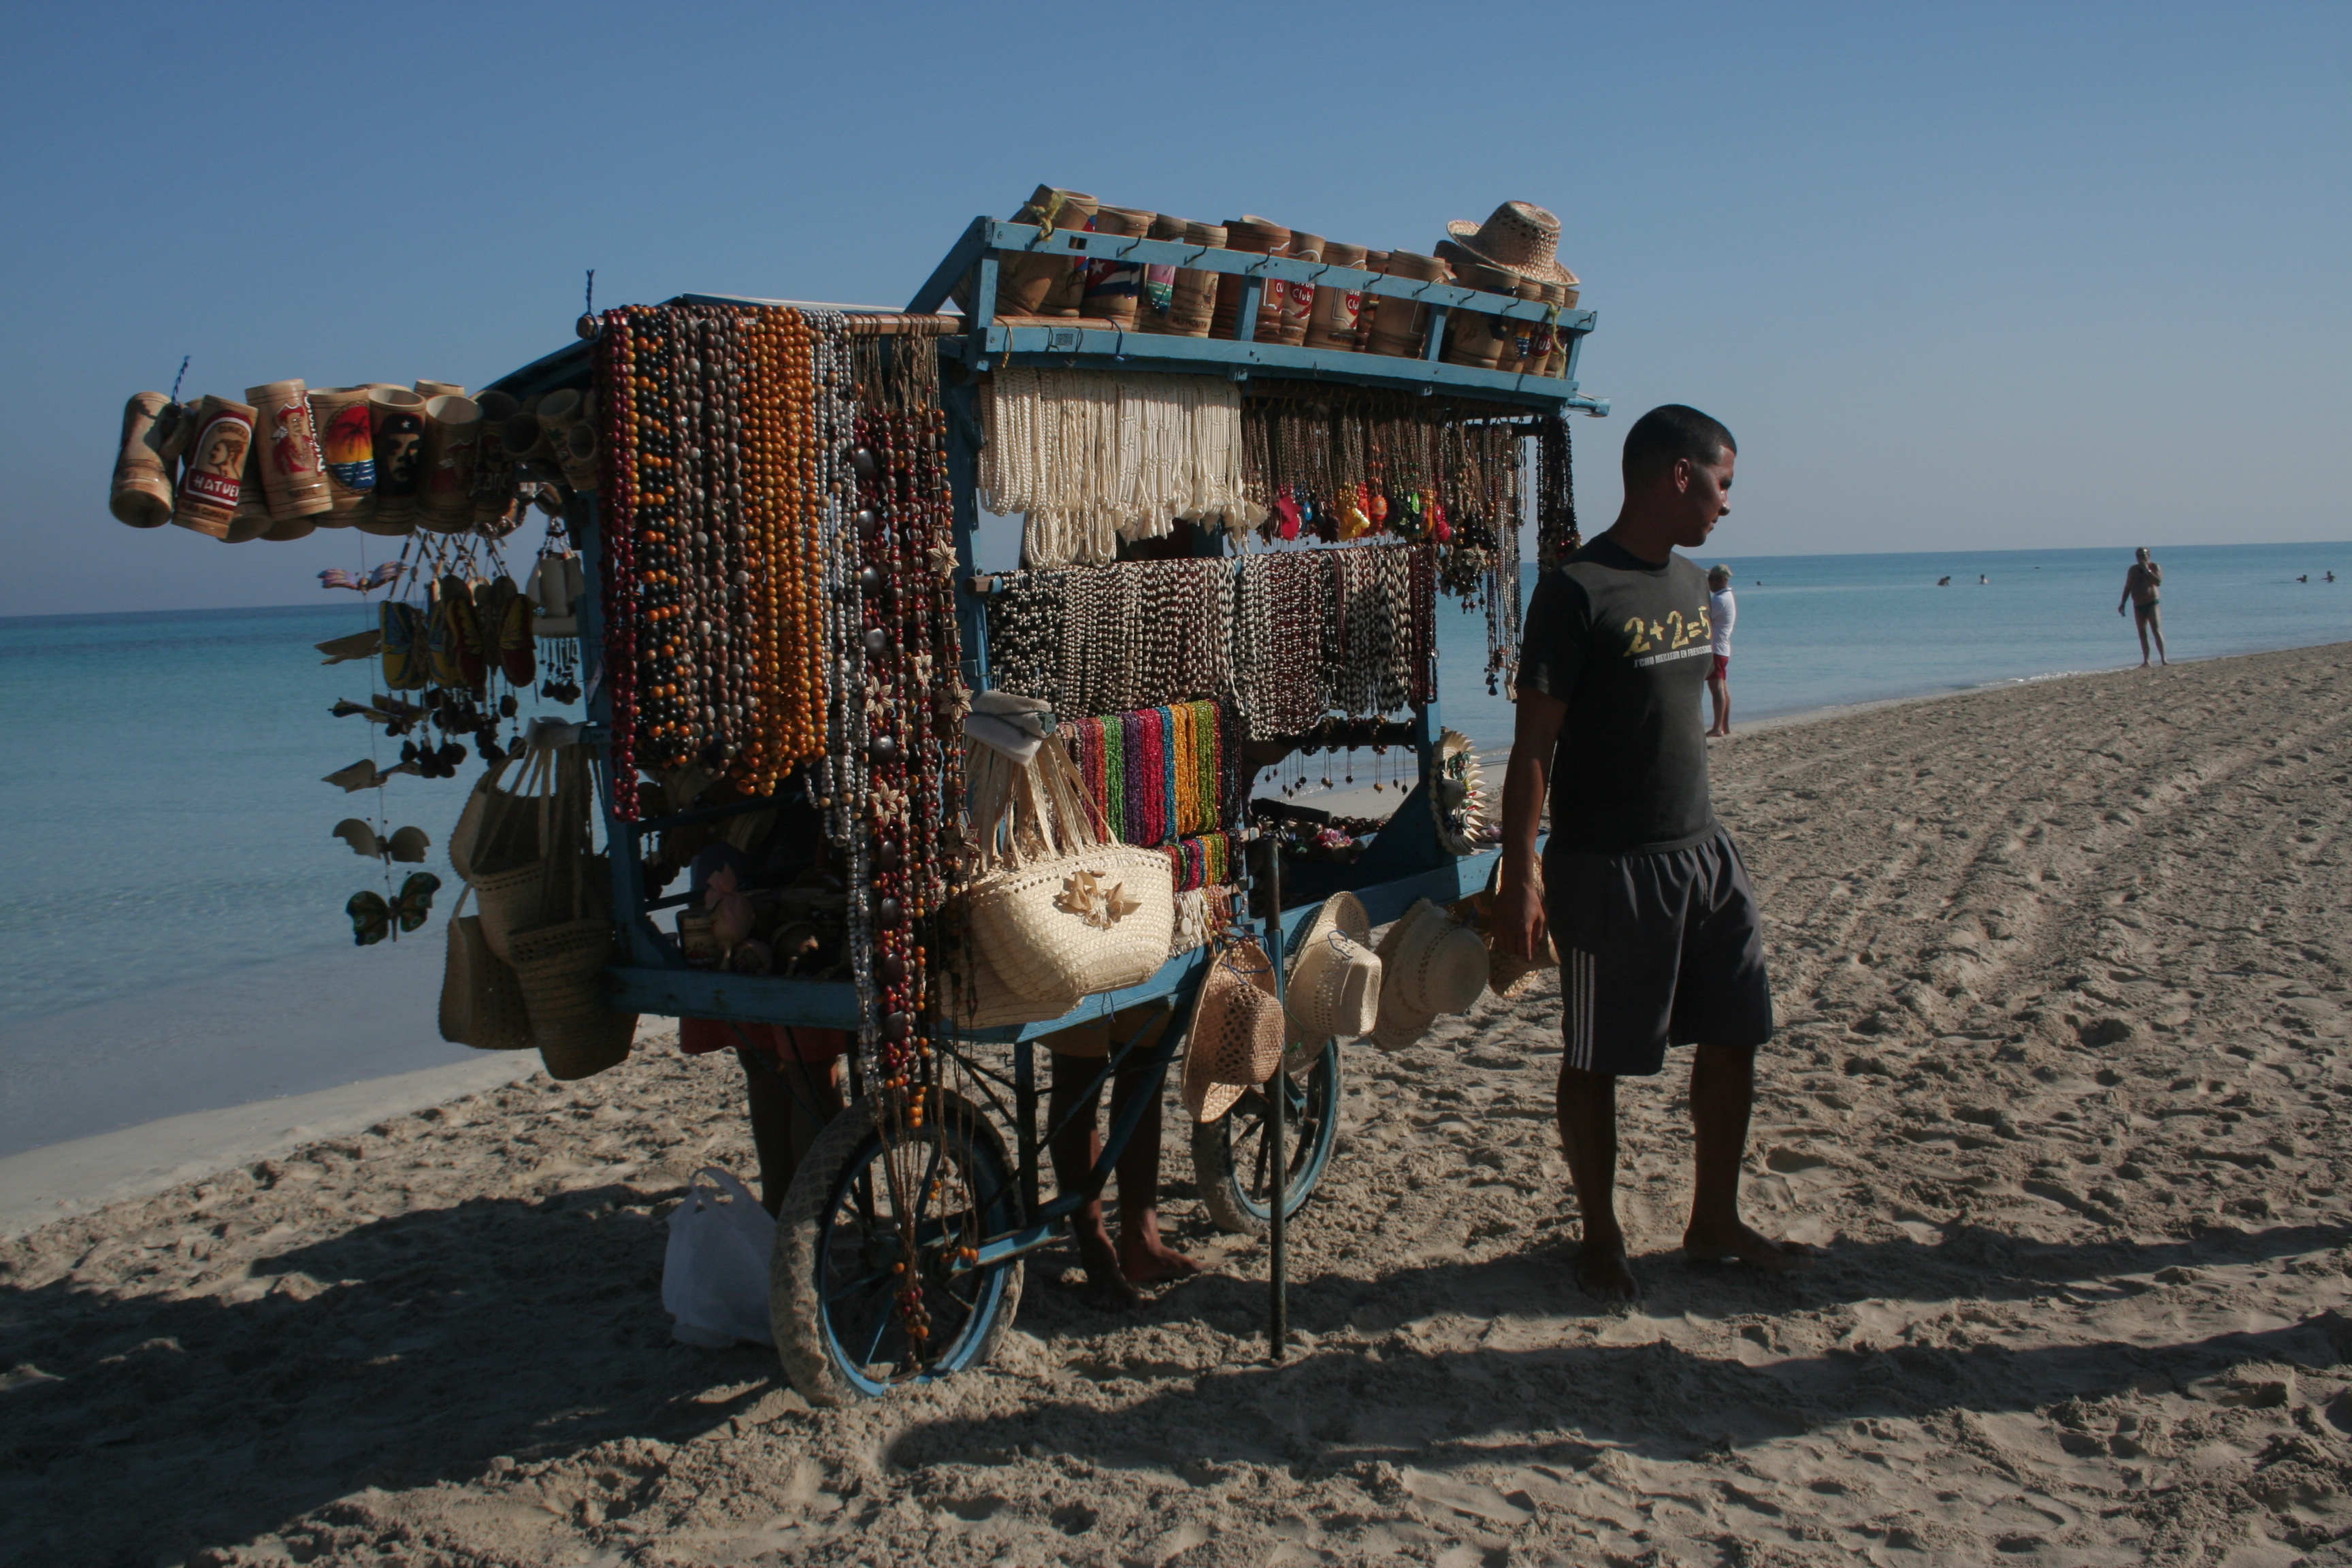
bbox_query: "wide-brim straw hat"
[1442,201,1578,287]
[1181,938,1286,1123]
[1369,899,1490,1052]
[1286,890,1382,1039]
[1287,893,1381,1038]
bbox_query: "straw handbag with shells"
[958,729,1174,1014]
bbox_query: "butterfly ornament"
[347,872,442,946]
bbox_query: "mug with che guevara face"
[368,387,427,527]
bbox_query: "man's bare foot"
[1073,1231,1143,1310]
[1119,1233,1201,1285]
[1575,1238,1639,1303]
[1682,1219,1819,1272]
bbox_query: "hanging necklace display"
[595,300,843,817]
[1535,412,1579,569]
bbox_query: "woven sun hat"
[1286,890,1382,1040]
[1455,860,1560,1000]
[1370,899,1491,1052]
[1441,201,1579,287]
[1181,938,1286,1123]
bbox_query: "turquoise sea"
[1,540,2345,1157]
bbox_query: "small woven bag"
[962,734,1174,1003]
[462,742,568,961]
[438,885,534,1051]
[504,745,635,1081]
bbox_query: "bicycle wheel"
[770,1088,1024,1405]
[1191,1037,1341,1235]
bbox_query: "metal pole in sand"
[1262,837,1288,1361]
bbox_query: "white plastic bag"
[662,1166,777,1347]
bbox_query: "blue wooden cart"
[487,216,1605,1402]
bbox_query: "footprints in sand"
[12,649,2352,1565]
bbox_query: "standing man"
[1495,404,1813,1302]
[2119,547,2166,667]
[1704,563,1736,737]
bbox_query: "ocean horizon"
[1,538,2345,1158]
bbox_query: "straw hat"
[1286,891,1382,1040]
[1450,861,1559,1000]
[1441,201,1578,287]
[1181,938,1286,1123]
[1487,930,1561,1000]
[1370,899,1490,1052]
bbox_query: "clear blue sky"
[3,1,2346,616]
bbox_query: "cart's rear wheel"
[770,1088,1022,1405]
[1191,1038,1341,1235]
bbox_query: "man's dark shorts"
[1544,830,1774,1077]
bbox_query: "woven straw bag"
[949,940,1085,1032]
[446,749,525,883]
[509,911,633,1080]
[501,747,634,1081]
[472,744,593,962]
[438,886,533,1050]
[466,747,561,964]
[962,734,1174,1003]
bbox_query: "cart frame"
[483,216,1598,1372]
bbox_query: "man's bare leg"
[2136,615,2152,668]
[1107,1064,1199,1284]
[2149,610,2168,666]
[740,1050,842,1216]
[1557,1063,1637,1301]
[1682,1043,1817,1271]
[1048,1052,1143,1309]
[1705,674,1730,737]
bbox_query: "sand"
[10,644,2352,1567]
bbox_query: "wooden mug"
[172,395,257,538]
[246,379,334,521]
[365,387,427,533]
[309,387,376,521]
[417,393,485,533]
[110,391,176,527]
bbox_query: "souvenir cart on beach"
[106,193,1606,1405]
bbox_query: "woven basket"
[439,887,533,1051]
[949,941,1084,1032]
[508,914,634,1080]
[962,733,1173,1004]
[474,860,553,964]
[969,841,1175,1001]
[445,750,514,884]
[455,745,554,884]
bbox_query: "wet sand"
[8,644,2352,1566]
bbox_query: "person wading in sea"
[1704,563,1736,737]
[2119,546,2167,667]
[1494,404,1815,1303]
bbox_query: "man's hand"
[1494,865,1548,962]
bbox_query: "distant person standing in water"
[2119,547,2166,667]
[1705,564,1736,737]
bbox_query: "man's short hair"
[1707,564,1732,584]
[1622,404,1736,487]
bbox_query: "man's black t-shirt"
[1516,536,1719,856]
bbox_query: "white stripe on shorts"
[1567,947,1597,1071]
